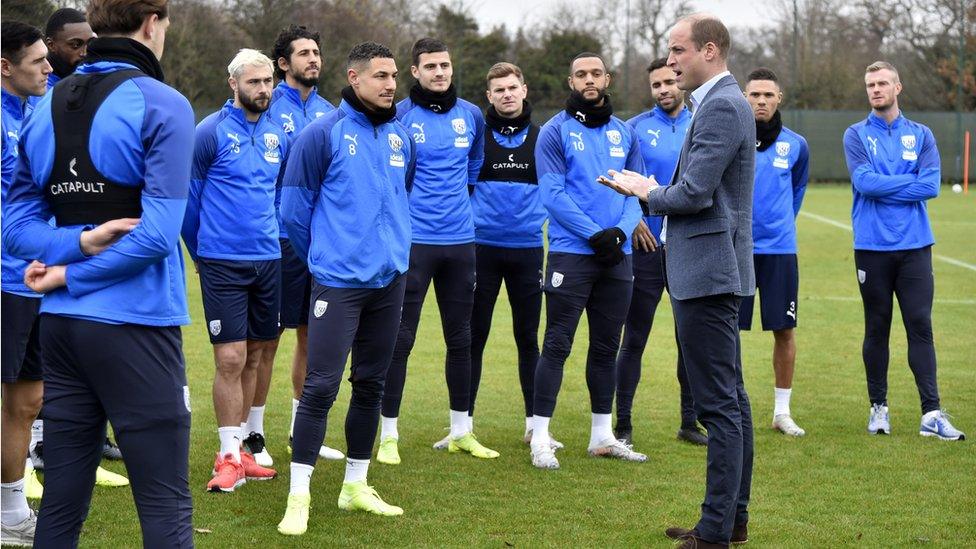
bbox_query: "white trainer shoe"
[530,443,560,469]
[919,409,966,441]
[587,438,648,462]
[868,404,890,435]
[523,429,565,450]
[319,445,345,460]
[772,414,806,437]
[1,508,36,547]
[432,433,452,450]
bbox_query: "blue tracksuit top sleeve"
[535,118,602,239]
[792,135,809,215]
[281,113,335,266]
[64,78,194,297]
[181,114,219,262]
[875,125,940,204]
[466,103,485,185]
[615,129,644,235]
[843,125,915,198]
[3,93,88,267]
[844,114,936,251]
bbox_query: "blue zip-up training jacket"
[471,125,546,248]
[396,96,484,245]
[182,100,288,262]
[281,98,415,289]
[626,106,691,240]
[2,61,195,326]
[753,125,809,254]
[843,112,939,251]
[1,89,40,297]
[268,81,334,240]
[535,110,644,254]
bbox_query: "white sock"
[530,415,551,447]
[525,416,533,434]
[589,413,613,448]
[380,415,398,440]
[246,406,266,436]
[290,398,300,438]
[467,413,474,433]
[1,479,30,525]
[30,419,43,451]
[289,462,314,495]
[218,426,242,461]
[774,387,792,417]
[450,409,469,438]
[343,458,369,484]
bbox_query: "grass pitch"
[57,184,976,547]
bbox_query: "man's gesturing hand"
[80,218,140,256]
[597,169,659,201]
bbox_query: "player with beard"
[378,37,498,464]
[277,41,413,535]
[615,58,705,447]
[468,62,553,446]
[181,48,287,492]
[44,8,95,89]
[528,53,647,469]
[258,25,342,468]
[843,61,965,440]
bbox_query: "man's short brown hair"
[682,14,731,59]
[865,61,900,83]
[486,62,524,88]
[87,0,168,36]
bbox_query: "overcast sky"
[471,0,764,32]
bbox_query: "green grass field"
[54,184,976,547]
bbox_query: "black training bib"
[46,69,144,226]
[477,124,539,184]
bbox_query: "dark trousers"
[855,246,940,413]
[533,253,633,418]
[36,316,192,549]
[293,276,406,464]
[614,247,696,428]
[671,294,753,545]
[382,243,476,418]
[469,244,543,417]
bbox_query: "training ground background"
[39,184,975,547]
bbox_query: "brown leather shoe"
[674,533,729,549]
[665,525,748,545]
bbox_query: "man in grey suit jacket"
[601,14,755,549]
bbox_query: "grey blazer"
[646,74,756,301]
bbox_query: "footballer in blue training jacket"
[616,57,704,448]
[469,62,550,446]
[842,61,964,441]
[3,1,196,544]
[278,41,415,536]
[529,53,647,470]
[182,49,286,492]
[263,26,343,464]
[378,38,500,464]
[741,68,809,438]
[1,21,51,547]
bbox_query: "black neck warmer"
[565,90,613,128]
[755,110,783,151]
[409,82,457,113]
[48,53,76,79]
[84,37,164,81]
[485,100,532,135]
[341,86,396,126]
